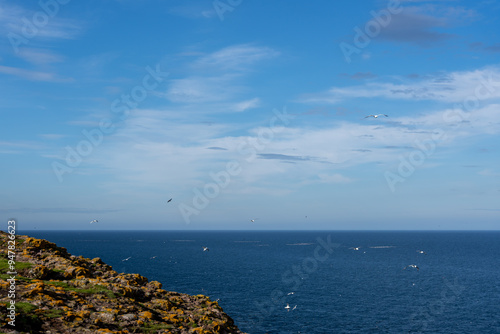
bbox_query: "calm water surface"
[21,230,500,333]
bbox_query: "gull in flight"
[90,219,98,224]
[203,247,209,252]
[122,257,132,261]
[292,305,297,311]
[285,304,291,311]
[150,256,157,259]
[250,218,259,222]
[404,264,419,271]
[364,114,388,118]
[417,250,427,255]
[349,247,361,251]
[287,292,295,295]
[167,198,172,203]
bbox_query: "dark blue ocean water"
[19,230,500,333]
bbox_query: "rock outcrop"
[0,231,246,334]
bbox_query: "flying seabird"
[203,247,209,252]
[250,218,259,222]
[285,304,291,311]
[364,114,388,118]
[122,257,132,261]
[167,198,172,203]
[292,305,297,311]
[404,264,419,271]
[417,250,427,255]
[287,292,295,295]
[90,219,98,224]
[349,247,361,251]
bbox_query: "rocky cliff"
[0,231,246,334]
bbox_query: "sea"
[18,230,500,334]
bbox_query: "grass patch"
[14,302,43,332]
[44,280,70,288]
[0,258,33,273]
[44,308,64,318]
[0,274,33,282]
[68,285,119,299]
[141,322,174,333]
[16,302,38,313]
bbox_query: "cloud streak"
[299,67,500,104]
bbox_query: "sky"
[1,0,499,230]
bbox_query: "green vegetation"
[15,302,38,313]
[0,258,33,273]
[44,308,64,318]
[44,280,70,288]
[0,274,32,282]
[69,285,119,299]
[141,322,174,333]
[15,302,43,333]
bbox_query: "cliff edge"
[0,231,246,334]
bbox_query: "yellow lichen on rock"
[0,231,247,334]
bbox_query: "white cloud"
[193,44,279,72]
[0,2,81,40]
[299,66,500,104]
[232,98,260,112]
[165,75,241,104]
[18,48,64,64]
[0,65,72,82]
[81,98,500,198]
[162,45,277,108]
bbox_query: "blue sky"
[1,0,499,230]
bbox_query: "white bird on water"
[90,219,98,224]
[203,247,209,252]
[404,264,419,271]
[364,114,388,118]
[417,250,427,254]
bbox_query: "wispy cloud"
[0,2,82,41]
[193,44,280,72]
[206,146,228,150]
[18,48,65,65]
[232,98,261,112]
[0,65,72,82]
[0,140,43,154]
[163,45,278,107]
[258,153,316,162]
[165,75,240,104]
[299,67,500,104]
